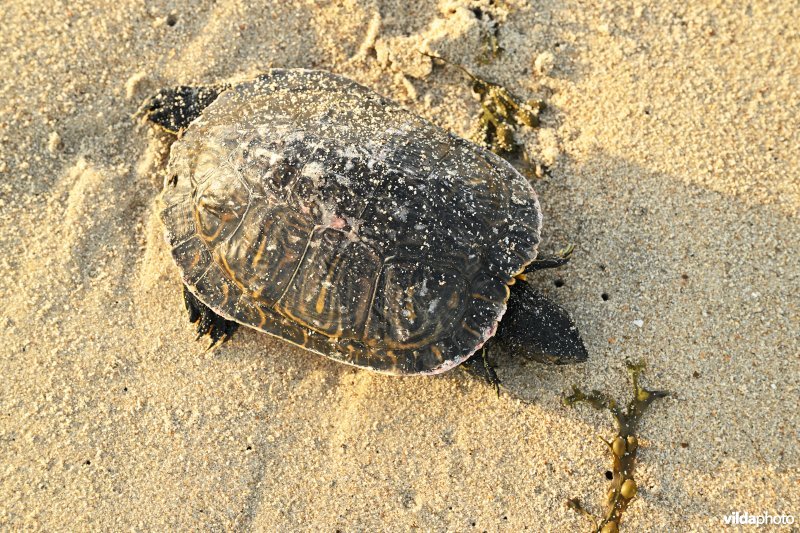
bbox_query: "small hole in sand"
[681,273,689,280]
[605,470,613,480]
[601,292,609,301]
[166,14,177,26]
[554,279,565,288]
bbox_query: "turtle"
[140,69,587,387]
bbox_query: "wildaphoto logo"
[723,511,795,526]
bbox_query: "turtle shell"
[160,69,542,375]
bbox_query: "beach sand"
[1,0,797,530]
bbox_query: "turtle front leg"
[521,244,574,275]
[141,84,229,133]
[461,347,501,395]
[182,285,239,349]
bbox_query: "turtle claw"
[461,348,502,395]
[523,244,575,274]
[183,286,238,349]
[205,319,238,351]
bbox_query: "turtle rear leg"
[182,285,238,349]
[141,84,229,133]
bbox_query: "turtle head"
[494,279,588,365]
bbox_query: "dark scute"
[277,230,380,336]
[193,167,250,245]
[223,205,314,307]
[367,261,466,351]
[495,281,588,364]
[172,236,212,285]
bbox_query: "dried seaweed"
[424,53,545,178]
[564,362,669,532]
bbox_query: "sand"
[1,0,797,530]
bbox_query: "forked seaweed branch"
[564,362,669,533]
